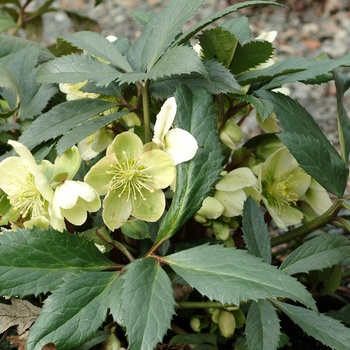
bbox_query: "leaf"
[118,45,208,84]
[26,271,116,350]
[273,301,350,350]
[221,16,253,44]
[37,54,121,87]
[242,196,271,264]
[0,227,114,297]
[121,219,150,240]
[333,68,350,161]
[55,110,126,155]
[155,86,224,244]
[177,1,283,46]
[0,298,41,335]
[61,31,132,72]
[150,59,242,99]
[164,244,316,310]
[0,13,16,33]
[108,276,125,327]
[0,62,20,112]
[236,94,274,122]
[121,258,176,350]
[230,41,274,75]
[127,0,206,71]
[279,234,350,275]
[255,90,348,197]
[17,99,116,151]
[199,27,239,68]
[245,300,280,350]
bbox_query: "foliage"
[0,0,350,349]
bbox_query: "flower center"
[107,152,155,201]
[262,173,299,209]
[9,173,47,218]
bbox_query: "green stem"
[271,199,343,247]
[176,301,225,309]
[141,80,152,143]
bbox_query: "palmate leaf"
[121,258,176,350]
[274,301,350,350]
[61,31,133,72]
[245,300,280,350]
[280,234,350,275]
[17,99,116,151]
[127,0,205,71]
[150,60,242,100]
[0,227,114,297]
[26,271,116,350]
[118,46,207,84]
[242,196,271,264]
[164,244,316,310]
[155,85,224,244]
[255,90,348,197]
[36,54,121,87]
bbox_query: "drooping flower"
[84,132,176,230]
[258,147,311,230]
[152,97,198,165]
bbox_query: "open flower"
[0,140,50,227]
[259,147,311,230]
[84,132,176,230]
[152,97,198,165]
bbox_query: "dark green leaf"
[75,331,110,350]
[242,196,271,264]
[245,300,280,350]
[37,54,121,87]
[0,227,114,297]
[333,68,350,161]
[155,86,224,244]
[56,110,126,155]
[121,258,176,350]
[64,10,100,33]
[236,94,274,121]
[151,60,242,99]
[61,31,132,72]
[108,275,125,326]
[274,301,350,350]
[170,333,217,346]
[221,16,253,44]
[127,0,205,71]
[121,219,150,240]
[255,90,348,197]
[26,271,116,350]
[165,244,316,310]
[119,45,207,84]
[280,234,350,275]
[199,27,238,68]
[327,304,350,325]
[17,99,116,151]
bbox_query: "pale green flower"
[219,118,244,150]
[152,97,198,165]
[59,81,99,100]
[259,147,311,230]
[84,132,176,230]
[0,140,49,225]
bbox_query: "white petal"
[153,97,177,146]
[8,140,37,173]
[216,167,257,192]
[164,128,198,165]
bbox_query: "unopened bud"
[190,316,201,333]
[101,333,122,350]
[218,309,236,338]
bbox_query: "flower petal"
[214,189,247,217]
[108,132,142,160]
[0,157,28,195]
[197,196,224,219]
[54,146,81,181]
[8,140,37,173]
[216,167,257,192]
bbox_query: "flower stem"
[271,199,343,247]
[176,301,225,309]
[141,80,152,143]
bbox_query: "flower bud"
[218,309,236,338]
[190,316,201,333]
[101,333,122,350]
[219,119,244,149]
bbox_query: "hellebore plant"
[0,1,350,350]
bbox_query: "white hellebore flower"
[152,97,198,165]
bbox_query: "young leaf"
[118,45,208,84]
[245,300,280,350]
[333,68,350,161]
[280,234,350,275]
[150,60,242,99]
[121,258,176,350]
[18,99,116,151]
[61,31,133,72]
[127,0,206,71]
[164,244,316,310]
[0,227,114,297]
[26,271,116,350]
[37,54,121,87]
[242,196,271,264]
[0,298,41,335]
[155,86,224,244]
[255,90,348,197]
[273,301,350,350]
[199,27,239,68]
